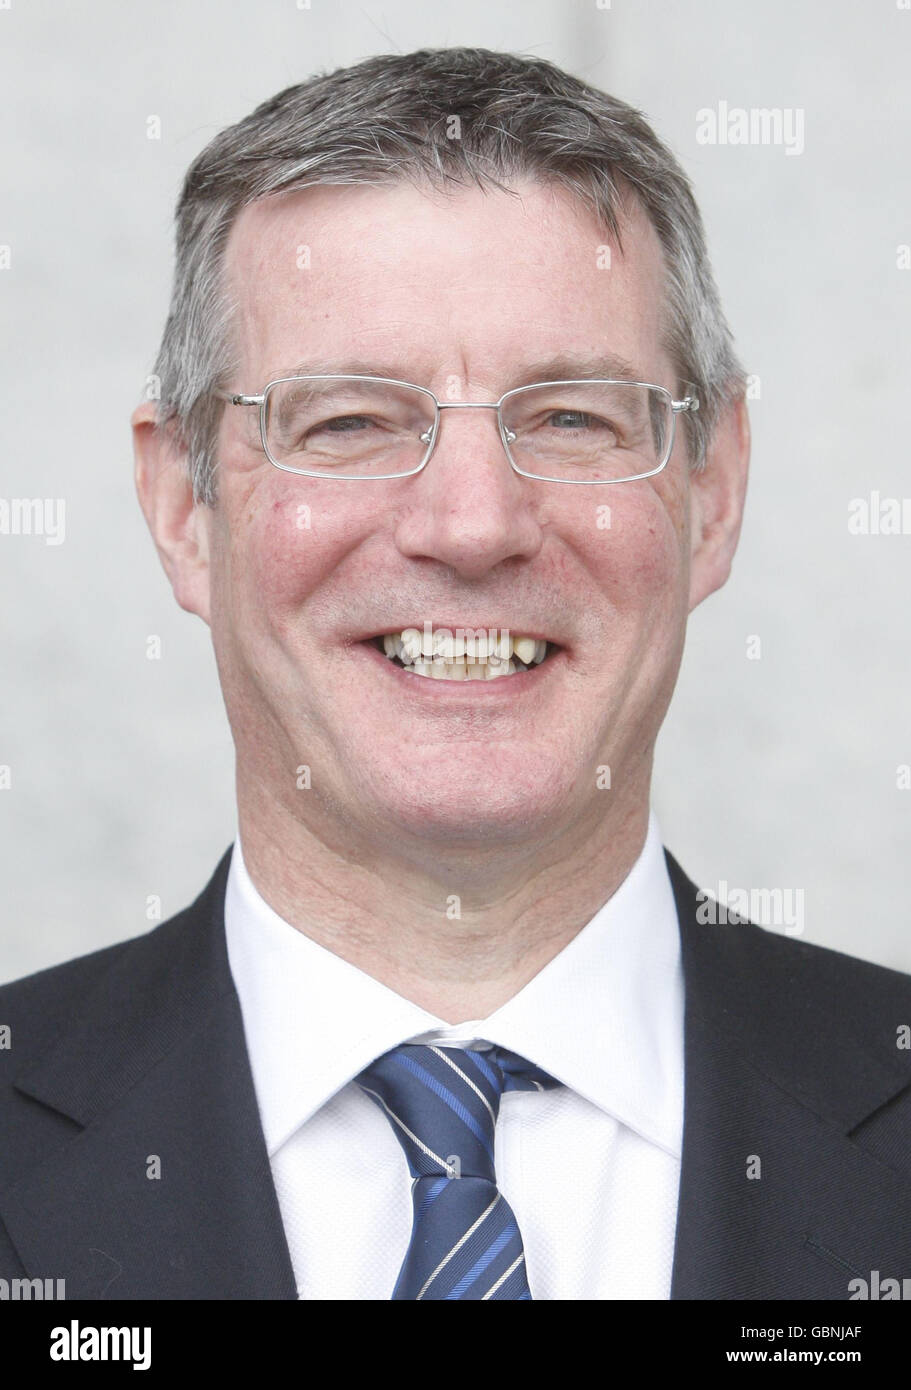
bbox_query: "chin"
[359,763,577,846]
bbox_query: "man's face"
[148,180,745,858]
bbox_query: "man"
[1,47,909,1302]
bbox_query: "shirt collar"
[224,810,683,1159]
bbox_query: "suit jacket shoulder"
[0,847,298,1299]
[665,850,911,1298]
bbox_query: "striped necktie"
[355,1041,561,1300]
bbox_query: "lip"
[354,637,565,699]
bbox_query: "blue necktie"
[355,1042,561,1300]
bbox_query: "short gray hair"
[151,47,747,504]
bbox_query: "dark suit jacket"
[1,846,910,1299]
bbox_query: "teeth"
[380,627,552,680]
[432,658,465,679]
[401,657,521,681]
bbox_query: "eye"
[542,409,621,443]
[311,414,374,435]
[548,410,600,430]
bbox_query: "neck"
[236,780,651,1024]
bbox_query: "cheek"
[218,484,358,641]
[250,500,326,608]
[572,476,688,622]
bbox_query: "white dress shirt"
[224,810,684,1300]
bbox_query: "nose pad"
[419,403,511,466]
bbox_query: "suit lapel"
[1,847,298,1299]
[667,852,911,1298]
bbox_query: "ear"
[132,401,212,625]
[687,393,751,612]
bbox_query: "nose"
[392,404,544,581]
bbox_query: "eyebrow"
[508,353,647,387]
[278,352,649,392]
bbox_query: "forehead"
[222,177,671,388]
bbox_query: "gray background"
[1,0,909,981]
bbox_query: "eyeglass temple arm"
[210,389,260,405]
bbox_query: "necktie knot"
[355,1041,560,1299]
[356,1042,559,1183]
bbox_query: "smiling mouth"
[365,627,556,681]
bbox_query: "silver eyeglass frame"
[213,374,700,484]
